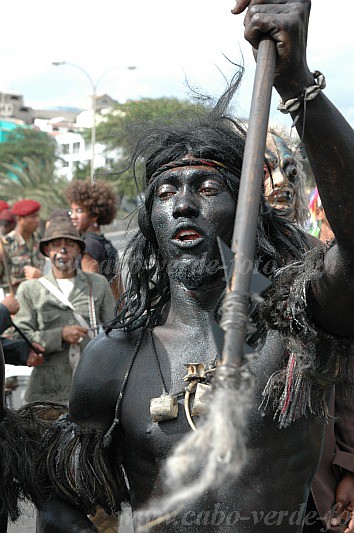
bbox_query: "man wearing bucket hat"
[13,217,115,403]
[0,199,45,292]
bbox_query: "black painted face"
[151,166,236,285]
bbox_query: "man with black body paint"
[7,1,354,532]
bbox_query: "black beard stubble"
[167,252,223,289]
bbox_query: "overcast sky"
[2,1,353,130]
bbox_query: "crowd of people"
[0,180,120,402]
[0,1,353,533]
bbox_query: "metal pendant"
[150,393,178,423]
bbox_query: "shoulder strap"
[103,329,145,447]
[38,277,74,309]
[38,277,93,338]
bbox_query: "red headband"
[148,157,230,183]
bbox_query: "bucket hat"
[39,217,85,256]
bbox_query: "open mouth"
[175,229,201,241]
[270,189,293,206]
[173,228,204,247]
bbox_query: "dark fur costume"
[0,401,67,524]
[1,400,121,528]
[36,414,129,517]
[258,244,353,428]
[0,407,43,522]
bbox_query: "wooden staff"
[220,37,277,369]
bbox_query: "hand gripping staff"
[136,38,277,531]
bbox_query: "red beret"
[0,209,16,223]
[11,199,41,217]
[0,200,10,213]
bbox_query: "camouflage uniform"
[0,230,45,292]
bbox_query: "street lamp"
[52,61,136,178]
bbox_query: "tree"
[0,126,68,219]
[94,97,208,199]
[0,126,60,164]
[72,162,91,181]
[0,156,68,220]
[95,97,207,153]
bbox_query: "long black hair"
[107,70,312,333]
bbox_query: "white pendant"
[191,382,212,417]
[150,393,178,423]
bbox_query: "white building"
[33,93,120,180]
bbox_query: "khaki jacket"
[14,269,115,403]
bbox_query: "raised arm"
[239,0,354,335]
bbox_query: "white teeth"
[273,190,292,202]
[179,230,196,237]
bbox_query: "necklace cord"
[149,329,168,394]
[103,329,146,447]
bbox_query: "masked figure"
[264,131,309,227]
